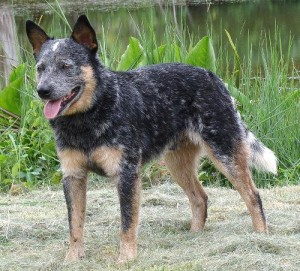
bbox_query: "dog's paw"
[64,246,85,262]
[116,254,136,265]
[116,247,137,265]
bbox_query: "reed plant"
[234,31,299,186]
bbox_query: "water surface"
[1,0,300,88]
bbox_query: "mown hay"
[1,182,300,270]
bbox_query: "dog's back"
[51,62,243,163]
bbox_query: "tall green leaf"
[9,64,26,83]
[185,36,216,72]
[0,64,25,130]
[117,37,144,71]
[0,78,22,116]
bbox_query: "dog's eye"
[36,65,45,73]
[61,63,72,70]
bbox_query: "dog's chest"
[88,146,123,177]
[57,146,123,178]
[52,116,109,149]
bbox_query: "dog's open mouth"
[44,86,81,119]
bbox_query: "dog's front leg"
[63,175,87,261]
[116,161,141,264]
[58,149,88,262]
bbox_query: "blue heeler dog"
[26,15,277,263]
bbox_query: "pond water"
[1,0,300,88]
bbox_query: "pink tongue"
[44,99,63,119]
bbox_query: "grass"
[1,180,300,270]
[225,30,300,186]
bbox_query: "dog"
[26,15,277,263]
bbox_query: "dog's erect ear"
[26,20,50,55]
[71,15,98,54]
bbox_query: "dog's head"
[26,15,98,119]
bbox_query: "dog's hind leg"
[204,142,268,233]
[116,159,141,264]
[58,149,88,261]
[164,139,208,232]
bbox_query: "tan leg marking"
[57,149,87,178]
[63,176,88,261]
[57,149,88,261]
[117,169,141,264]
[164,139,208,232]
[202,143,229,176]
[233,144,267,232]
[90,146,123,177]
[205,143,267,233]
[118,204,140,264]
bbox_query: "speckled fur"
[26,15,277,264]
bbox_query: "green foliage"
[0,64,24,116]
[0,64,59,192]
[117,37,145,71]
[185,36,216,72]
[0,64,25,132]
[226,30,300,186]
[116,36,216,72]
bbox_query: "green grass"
[236,31,300,186]
[1,181,300,270]
[0,4,299,192]
[0,57,59,191]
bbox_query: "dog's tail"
[246,130,278,174]
[230,97,277,175]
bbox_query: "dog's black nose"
[37,88,51,99]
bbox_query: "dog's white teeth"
[63,93,72,101]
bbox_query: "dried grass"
[1,182,300,271]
